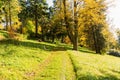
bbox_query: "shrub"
[108,49,120,57]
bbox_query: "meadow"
[0,30,120,80]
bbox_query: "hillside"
[0,30,120,80]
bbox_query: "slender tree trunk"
[41,26,45,41]
[92,26,100,54]
[5,11,8,31]
[95,27,101,54]
[73,0,78,50]
[35,0,38,37]
[61,35,64,43]
[20,20,24,34]
[52,35,55,43]
[63,0,74,43]
[8,0,12,30]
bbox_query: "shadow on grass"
[77,69,120,80]
[0,39,67,51]
[0,30,9,38]
[77,74,119,80]
[78,48,95,54]
[0,48,17,57]
[54,43,96,54]
[108,68,120,74]
[0,39,95,54]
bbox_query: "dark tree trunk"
[73,0,78,50]
[73,31,78,50]
[95,27,101,54]
[5,11,8,31]
[92,26,101,54]
[35,0,38,37]
[41,28,45,41]
[52,35,55,43]
[20,20,24,34]
[61,35,64,43]
[8,0,12,30]
[63,0,74,44]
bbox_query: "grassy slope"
[69,50,120,80]
[0,30,120,80]
[0,41,51,79]
[0,30,76,80]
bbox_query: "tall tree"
[1,0,21,31]
[78,0,108,54]
[63,0,81,50]
[25,0,48,38]
[116,29,120,49]
[18,0,27,34]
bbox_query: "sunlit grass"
[1,30,120,80]
[35,52,76,80]
[0,42,51,79]
[68,50,120,80]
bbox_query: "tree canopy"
[0,0,117,54]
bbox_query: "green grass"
[35,52,76,80]
[69,50,120,80]
[0,30,8,39]
[0,39,76,80]
[0,41,51,79]
[1,30,120,80]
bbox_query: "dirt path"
[24,51,76,80]
[24,52,56,80]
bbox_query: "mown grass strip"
[33,51,76,80]
[64,52,76,80]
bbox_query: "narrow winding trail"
[24,52,55,80]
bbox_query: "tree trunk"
[52,35,55,43]
[73,0,78,50]
[95,27,101,54]
[8,0,12,30]
[5,11,8,31]
[92,26,100,54]
[63,0,78,50]
[73,30,78,50]
[63,1,74,43]
[20,20,24,34]
[61,35,64,43]
[41,27,45,41]
[35,0,38,37]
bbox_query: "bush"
[108,49,120,57]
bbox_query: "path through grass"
[1,31,120,80]
[34,51,76,80]
[0,38,76,80]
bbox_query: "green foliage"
[108,49,120,57]
[1,0,21,30]
[0,0,119,79]
[25,20,35,34]
[116,29,120,49]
